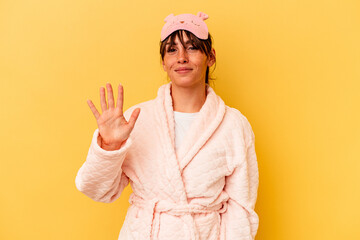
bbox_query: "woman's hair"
[159,30,216,84]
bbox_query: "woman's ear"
[207,48,216,67]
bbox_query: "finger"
[106,83,115,109]
[87,99,100,119]
[128,108,141,129]
[116,83,124,114]
[100,86,107,113]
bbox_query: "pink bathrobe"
[75,83,259,240]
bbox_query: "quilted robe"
[75,82,259,240]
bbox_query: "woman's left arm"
[220,120,259,240]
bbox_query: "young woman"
[75,12,259,240]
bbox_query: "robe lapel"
[175,84,226,172]
[156,83,226,175]
[154,83,187,203]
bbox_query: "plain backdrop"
[0,0,359,239]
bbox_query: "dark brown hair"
[159,30,216,84]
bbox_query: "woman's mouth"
[175,68,192,73]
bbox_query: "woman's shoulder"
[123,99,156,120]
[224,106,255,143]
[224,106,251,127]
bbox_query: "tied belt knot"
[129,193,228,240]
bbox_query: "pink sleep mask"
[160,12,209,42]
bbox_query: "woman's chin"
[171,78,204,88]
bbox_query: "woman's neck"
[170,83,207,113]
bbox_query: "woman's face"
[162,33,215,88]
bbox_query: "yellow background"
[1,0,359,239]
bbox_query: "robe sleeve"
[75,107,136,203]
[220,119,259,240]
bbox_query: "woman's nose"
[177,49,188,63]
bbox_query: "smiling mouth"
[175,68,192,73]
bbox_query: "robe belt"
[129,193,228,240]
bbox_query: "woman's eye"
[167,48,176,52]
[188,46,198,50]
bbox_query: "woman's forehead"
[166,39,192,45]
[166,33,194,46]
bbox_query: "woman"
[75,12,259,240]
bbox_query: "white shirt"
[173,111,200,151]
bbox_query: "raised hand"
[87,83,140,151]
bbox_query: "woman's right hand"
[87,83,140,151]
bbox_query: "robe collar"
[155,82,226,173]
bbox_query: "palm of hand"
[97,107,131,145]
[87,83,140,150]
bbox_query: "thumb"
[128,108,141,129]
